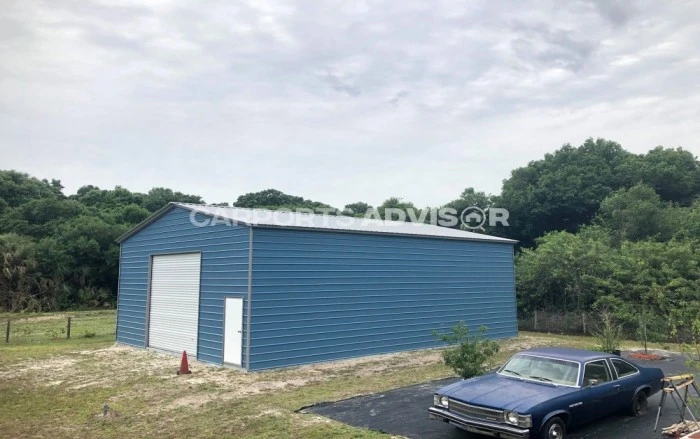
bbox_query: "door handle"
[613,385,621,390]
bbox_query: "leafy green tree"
[516,227,620,313]
[441,187,501,233]
[672,199,700,241]
[445,187,493,211]
[141,187,204,212]
[0,198,87,238]
[0,171,63,208]
[343,202,373,216]
[71,185,144,209]
[55,216,127,304]
[110,204,151,225]
[375,197,422,221]
[233,189,336,212]
[595,184,671,244]
[500,141,699,247]
[235,189,303,208]
[500,138,633,246]
[626,147,700,205]
[0,170,212,311]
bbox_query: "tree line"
[1,138,698,341]
[0,181,205,311]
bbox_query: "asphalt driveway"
[305,352,690,439]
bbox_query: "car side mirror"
[587,378,599,387]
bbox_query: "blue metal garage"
[115,203,517,371]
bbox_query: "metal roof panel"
[174,203,517,243]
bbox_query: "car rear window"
[611,359,639,378]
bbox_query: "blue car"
[429,347,664,439]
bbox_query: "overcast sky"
[1,0,699,208]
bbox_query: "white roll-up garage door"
[148,253,201,356]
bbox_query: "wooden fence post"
[67,317,71,339]
[5,319,9,343]
[582,312,586,334]
[534,310,538,330]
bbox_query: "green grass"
[0,310,116,366]
[0,319,684,439]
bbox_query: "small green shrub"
[591,311,622,353]
[433,322,499,379]
[44,327,65,339]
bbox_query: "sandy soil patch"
[56,344,448,414]
[167,393,215,409]
[0,356,79,380]
[0,338,518,415]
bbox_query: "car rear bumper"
[428,406,530,439]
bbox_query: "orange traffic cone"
[177,350,191,375]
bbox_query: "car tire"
[628,391,648,417]
[540,417,566,439]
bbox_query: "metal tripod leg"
[683,385,699,424]
[654,389,667,432]
[671,387,687,423]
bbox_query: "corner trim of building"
[512,245,519,337]
[115,243,122,341]
[144,255,153,348]
[245,226,254,371]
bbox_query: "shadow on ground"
[305,352,689,439]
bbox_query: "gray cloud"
[0,0,698,208]
[389,90,409,106]
[509,23,597,72]
[587,0,637,26]
[318,72,363,97]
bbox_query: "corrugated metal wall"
[249,228,516,370]
[116,206,250,365]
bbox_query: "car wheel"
[629,391,648,416]
[540,417,566,439]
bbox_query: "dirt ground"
[0,333,571,412]
[1,331,670,439]
[1,343,449,414]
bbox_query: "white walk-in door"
[223,297,244,365]
[148,253,201,356]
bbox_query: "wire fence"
[519,309,679,345]
[519,310,592,335]
[2,311,116,345]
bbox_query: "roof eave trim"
[115,202,254,243]
[252,223,518,244]
[115,202,176,243]
[115,202,518,244]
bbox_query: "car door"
[580,359,622,420]
[609,358,641,408]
